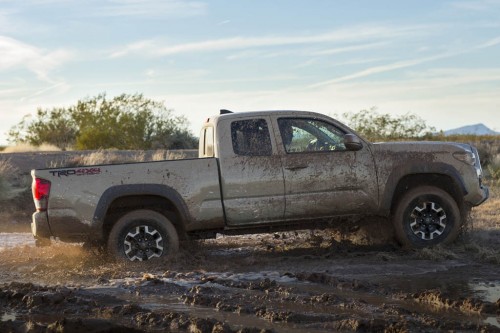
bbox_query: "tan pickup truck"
[31,110,489,261]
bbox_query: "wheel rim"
[123,225,164,261]
[408,201,447,241]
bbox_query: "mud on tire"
[107,209,179,262]
[393,186,461,248]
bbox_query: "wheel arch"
[377,162,467,216]
[91,184,190,242]
[387,172,466,216]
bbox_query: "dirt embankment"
[0,230,499,333]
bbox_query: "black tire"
[393,186,461,248]
[107,209,179,262]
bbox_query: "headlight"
[453,151,476,166]
[472,147,483,178]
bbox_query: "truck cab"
[199,110,378,227]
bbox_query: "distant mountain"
[443,123,500,136]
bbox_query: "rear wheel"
[393,186,461,248]
[107,209,179,262]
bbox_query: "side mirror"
[343,134,363,151]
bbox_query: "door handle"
[285,165,308,171]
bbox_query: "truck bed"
[32,158,224,241]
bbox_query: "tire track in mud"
[0,233,499,332]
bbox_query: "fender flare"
[379,162,467,214]
[91,184,191,233]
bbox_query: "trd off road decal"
[49,168,101,177]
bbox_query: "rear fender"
[91,184,190,236]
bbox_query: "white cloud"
[311,36,500,87]
[109,40,156,58]
[478,35,500,48]
[109,24,430,58]
[310,52,458,87]
[96,0,207,18]
[0,35,72,82]
[451,0,500,11]
[312,42,389,56]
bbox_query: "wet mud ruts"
[0,232,499,332]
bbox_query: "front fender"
[379,162,467,214]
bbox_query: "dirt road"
[0,229,499,333]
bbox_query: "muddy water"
[0,232,499,332]
[0,232,34,251]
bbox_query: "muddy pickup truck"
[31,110,489,261]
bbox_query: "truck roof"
[207,109,327,124]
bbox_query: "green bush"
[341,108,435,142]
[8,93,198,151]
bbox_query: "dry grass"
[0,159,23,201]
[485,153,500,188]
[472,189,499,230]
[47,149,186,169]
[48,150,147,168]
[1,143,61,153]
[457,185,500,263]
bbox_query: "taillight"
[32,178,51,211]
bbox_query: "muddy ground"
[0,219,499,333]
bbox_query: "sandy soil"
[0,226,499,333]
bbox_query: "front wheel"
[393,186,461,248]
[107,210,179,262]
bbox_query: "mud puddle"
[0,232,499,332]
[0,232,34,252]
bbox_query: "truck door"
[275,117,378,219]
[217,117,285,225]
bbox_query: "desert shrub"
[9,93,197,150]
[341,108,435,141]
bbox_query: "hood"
[371,141,472,154]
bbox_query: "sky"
[1,0,500,145]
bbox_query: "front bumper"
[31,211,52,239]
[468,185,489,207]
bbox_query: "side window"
[204,126,214,157]
[199,126,214,157]
[278,118,346,153]
[231,119,272,156]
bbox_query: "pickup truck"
[31,110,489,261]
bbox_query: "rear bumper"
[31,211,52,239]
[33,209,93,242]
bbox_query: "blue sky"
[1,0,499,144]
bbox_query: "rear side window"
[199,126,214,157]
[231,119,272,156]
